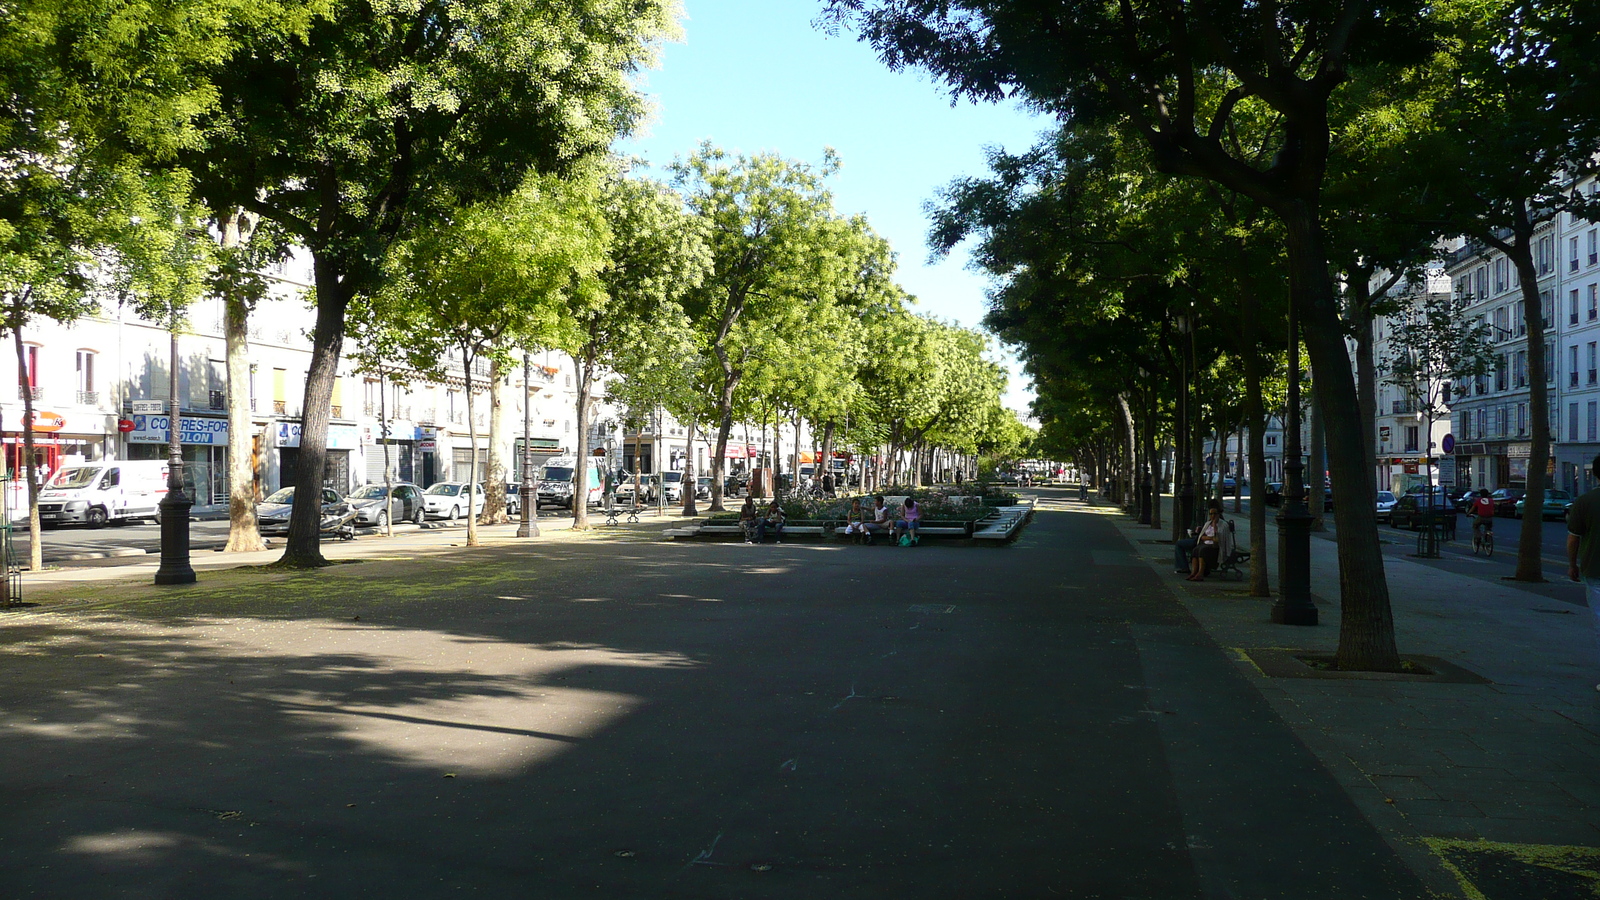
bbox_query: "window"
[1589,229,1597,266]
[1539,236,1554,275]
[1515,349,1527,387]
[1514,299,1526,336]
[1546,341,1555,383]
[75,350,97,406]
[1496,406,1508,437]
[1572,403,1580,443]
[1573,289,1581,324]
[1477,408,1488,438]
[1590,401,1598,442]
[1591,283,1599,322]
[1478,266,1490,298]
[1495,353,1508,391]
[1404,426,1419,452]
[1542,290,1552,328]
[1266,435,1277,447]
[1590,342,1598,385]
[1572,236,1581,272]
[1573,345,1581,387]
[1495,306,1509,338]
[1517,402,1528,437]
[1495,258,1507,293]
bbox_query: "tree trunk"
[462,344,480,548]
[13,319,41,572]
[480,356,508,525]
[222,211,266,553]
[682,417,698,517]
[282,257,354,567]
[572,353,593,529]
[820,421,836,490]
[1308,392,1326,531]
[1232,419,1244,514]
[1348,275,1380,498]
[792,410,803,492]
[1284,204,1400,672]
[1244,349,1271,597]
[1117,393,1137,513]
[1508,213,1550,582]
[708,366,742,513]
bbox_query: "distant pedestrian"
[822,471,835,497]
[954,470,963,489]
[1564,454,1600,690]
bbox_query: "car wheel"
[412,506,425,525]
[376,510,389,528]
[446,505,459,522]
[86,507,108,528]
[152,511,162,526]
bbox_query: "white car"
[423,482,485,521]
[1375,490,1398,524]
[658,471,685,503]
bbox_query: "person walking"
[1565,456,1600,690]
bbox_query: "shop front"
[2,411,110,515]
[276,421,361,495]
[1556,443,1600,496]
[126,412,229,510]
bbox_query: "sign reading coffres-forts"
[128,415,229,445]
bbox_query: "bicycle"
[1472,523,1494,557]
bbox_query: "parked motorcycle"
[318,501,358,541]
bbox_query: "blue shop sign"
[128,415,229,446]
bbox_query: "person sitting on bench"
[863,495,891,544]
[757,502,786,543]
[1187,502,1233,581]
[893,497,922,546]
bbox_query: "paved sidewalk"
[1098,491,1600,897]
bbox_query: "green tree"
[672,145,875,511]
[362,173,609,547]
[554,172,711,528]
[826,0,1441,670]
[174,0,678,566]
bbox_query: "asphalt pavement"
[0,491,1438,899]
[3,490,1596,897]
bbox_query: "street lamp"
[155,326,195,585]
[516,351,539,538]
[1273,298,1317,626]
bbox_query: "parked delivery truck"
[37,460,169,527]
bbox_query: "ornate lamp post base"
[154,491,196,585]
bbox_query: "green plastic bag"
[898,535,912,547]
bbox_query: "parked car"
[1514,489,1574,520]
[256,486,344,535]
[614,473,651,502]
[1489,488,1526,517]
[1389,488,1457,530]
[345,482,426,527]
[1263,482,1284,507]
[1375,490,1398,524]
[504,483,521,517]
[423,482,485,521]
[658,471,685,503]
[695,476,713,500]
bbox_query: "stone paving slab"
[1100,492,1600,897]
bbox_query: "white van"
[38,460,169,527]
[534,456,603,509]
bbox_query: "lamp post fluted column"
[155,328,196,585]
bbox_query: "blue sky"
[615,0,1049,415]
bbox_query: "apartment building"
[1444,175,1600,496]
[3,249,616,515]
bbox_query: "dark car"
[1263,482,1284,506]
[1390,488,1457,530]
[1489,488,1525,517]
[256,486,344,535]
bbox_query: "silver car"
[257,486,344,535]
[1375,490,1398,524]
[344,483,425,527]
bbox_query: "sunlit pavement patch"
[1424,838,1600,899]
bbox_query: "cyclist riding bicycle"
[1470,490,1496,544]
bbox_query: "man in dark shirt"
[1564,455,1600,692]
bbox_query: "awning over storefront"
[723,444,758,459]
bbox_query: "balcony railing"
[17,385,41,401]
[209,390,226,410]
[273,400,287,415]
[75,390,99,406]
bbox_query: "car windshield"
[540,467,573,482]
[1549,490,1573,500]
[662,472,682,483]
[424,484,461,496]
[50,468,102,489]
[1377,492,1394,501]
[349,485,391,500]
[264,487,295,504]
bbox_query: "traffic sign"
[1441,433,1455,454]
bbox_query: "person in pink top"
[894,497,922,546]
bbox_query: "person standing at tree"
[1564,455,1600,691]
